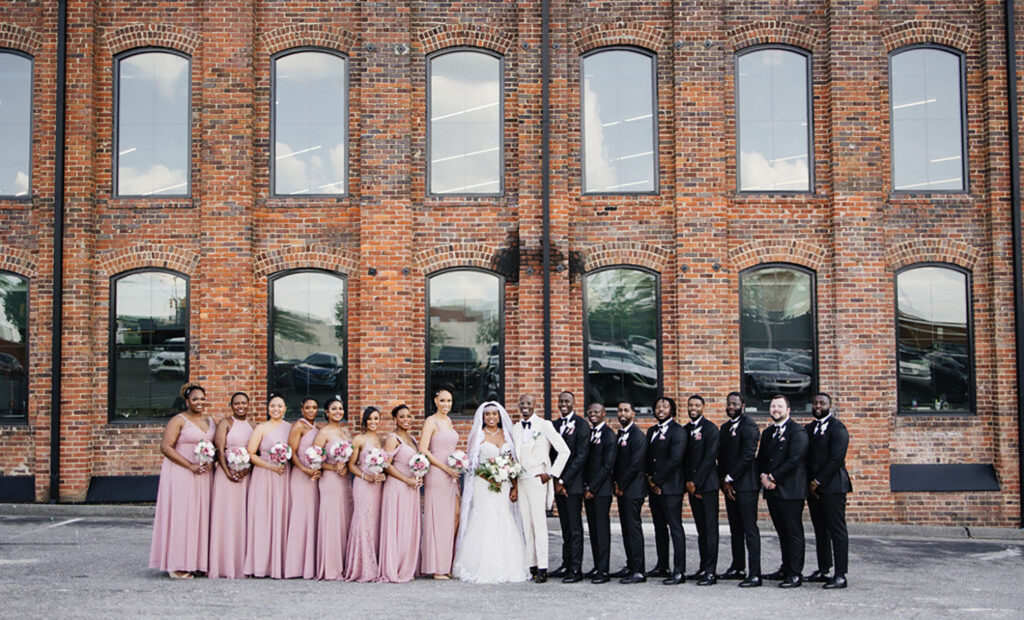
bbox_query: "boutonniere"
[692,430,702,441]
[565,420,576,434]
[619,436,628,446]
[593,435,601,445]
[780,436,787,442]
[531,430,542,441]
[731,429,737,437]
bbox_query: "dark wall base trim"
[890,464,1001,492]
[85,475,159,503]
[0,476,35,502]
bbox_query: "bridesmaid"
[378,404,423,583]
[420,382,461,579]
[208,391,255,579]
[284,397,321,579]
[244,393,291,578]
[149,383,214,579]
[343,406,387,582]
[314,396,353,580]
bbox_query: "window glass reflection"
[0,273,28,421]
[117,52,189,196]
[740,266,816,412]
[585,268,659,413]
[112,271,188,420]
[429,51,501,195]
[891,48,964,191]
[0,53,32,197]
[428,270,502,415]
[273,51,347,195]
[270,271,347,418]
[897,266,971,411]
[583,50,656,193]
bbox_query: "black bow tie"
[522,420,531,430]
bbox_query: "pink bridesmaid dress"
[421,424,459,575]
[149,414,215,574]
[377,435,422,583]
[243,421,291,578]
[316,437,353,580]
[284,420,319,579]
[208,418,254,578]
[343,446,384,582]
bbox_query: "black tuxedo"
[613,423,646,573]
[805,415,852,577]
[718,414,761,576]
[583,423,617,574]
[552,413,590,574]
[645,419,688,573]
[756,417,809,579]
[683,417,719,576]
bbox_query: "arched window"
[0,272,28,422]
[896,264,973,412]
[426,269,503,415]
[428,49,503,195]
[736,46,812,192]
[272,49,348,196]
[115,49,190,196]
[583,267,661,413]
[0,51,32,198]
[110,270,189,420]
[739,264,817,413]
[269,270,347,418]
[581,48,657,194]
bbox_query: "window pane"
[117,52,189,196]
[429,51,501,194]
[891,48,964,191]
[737,49,810,192]
[740,267,816,412]
[112,272,188,420]
[585,269,659,414]
[583,50,656,193]
[0,273,28,421]
[428,270,501,415]
[273,51,348,195]
[270,271,347,418]
[0,53,32,197]
[897,266,971,411]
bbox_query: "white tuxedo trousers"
[518,474,549,569]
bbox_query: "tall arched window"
[0,272,28,422]
[739,264,817,412]
[426,269,503,415]
[0,50,32,198]
[896,264,973,412]
[584,267,661,413]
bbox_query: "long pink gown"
[284,420,319,579]
[208,418,254,578]
[243,421,291,578]
[378,435,422,583]
[421,424,459,575]
[316,435,353,580]
[149,414,215,573]
[344,446,384,582]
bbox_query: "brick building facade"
[0,0,1021,527]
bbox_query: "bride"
[452,401,529,583]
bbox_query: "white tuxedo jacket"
[512,416,570,479]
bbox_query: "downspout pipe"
[541,0,552,419]
[50,0,67,502]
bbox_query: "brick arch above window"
[97,244,200,278]
[571,21,666,55]
[260,25,358,57]
[417,23,514,56]
[881,20,975,55]
[255,244,358,279]
[103,23,202,56]
[0,246,38,278]
[0,23,43,56]
[728,239,825,273]
[726,20,820,54]
[885,239,980,272]
[414,242,504,276]
[580,241,670,274]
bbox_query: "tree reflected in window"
[0,272,28,422]
[0,52,32,197]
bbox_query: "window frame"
[0,49,34,200]
[270,47,350,198]
[424,267,505,417]
[108,268,190,423]
[0,270,29,425]
[580,46,660,196]
[888,44,969,195]
[734,44,815,195]
[582,265,663,415]
[894,262,975,415]
[426,47,505,198]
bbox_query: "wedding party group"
[148,381,852,589]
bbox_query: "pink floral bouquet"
[447,449,469,474]
[409,452,431,478]
[304,445,325,470]
[363,447,388,475]
[194,439,216,465]
[225,446,251,472]
[267,442,292,465]
[328,440,353,463]
[474,454,523,493]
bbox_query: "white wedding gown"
[452,442,530,583]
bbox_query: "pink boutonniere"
[780,437,787,442]
[693,430,702,441]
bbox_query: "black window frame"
[0,48,34,200]
[0,270,29,425]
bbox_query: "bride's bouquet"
[304,445,325,470]
[447,450,469,474]
[194,440,216,465]
[363,448,388,475]
[224,446,251,472]
[409,453,431,478]
[474,454,523,493]
[328,439,353,463]
[267,442,292,465]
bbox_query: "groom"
[512,393,570,583]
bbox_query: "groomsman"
[805,393,852,590]
[682,394,720,586]
[718,391,763,587]
[550,391,590,583]
[756,394,809,588]
[645,396,688,585]
[613,401,647,584]
[583,402,617,583]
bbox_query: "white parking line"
[46,518,82,529]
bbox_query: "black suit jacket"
[718,414,760,492]
[553,413,590,494]
[756,417,808,500]
[584,424,617,497]
[683,417,719,493]
[645,419,688,495]
[805,416,853,494]
[613,424,647,499]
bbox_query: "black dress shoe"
[548,566,567,578]
[738,576,763,588]
[720,568,746,580]
[686,570,706,580]
[645,567,670,578]
[696,575,717,586]
[763,569,785,580]
[561,572,584,584]
[591,573,611,584]
[611,567,631,579]
[529,566,538,577]
[620,572,647,584]
[805,569,830,583]
[823,575,848,589]
[662,573,686,585]
[778,575,802,588]
[534,569,548,584]
[584,567,599,578]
